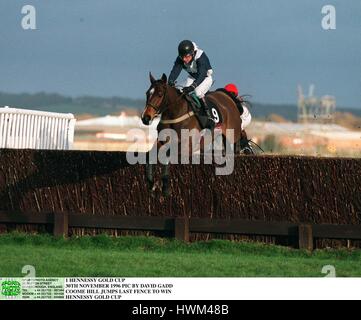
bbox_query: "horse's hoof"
[242,147,253,155]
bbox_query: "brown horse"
[141,72,248,195]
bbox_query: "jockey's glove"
[183,84,196,94]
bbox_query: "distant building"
[247,121,360,156]
[297,85,336,123]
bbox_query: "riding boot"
[201,97,215,130]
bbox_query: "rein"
[147,82,194,124]
[152,86,195,125]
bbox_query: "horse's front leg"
[161,163,170,196]
[146,162,155,191]
[146,142,159,192]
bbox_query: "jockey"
[224,83,252,131]
[168,40,215,129]
[224,83,253,154]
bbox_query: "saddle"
[184,93,222,129]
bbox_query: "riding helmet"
[224,83,239,96]
[178,40,195,58]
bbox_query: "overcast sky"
[0,0,360,108]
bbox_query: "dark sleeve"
[193,53,211,87]
[168,57,183,83]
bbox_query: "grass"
[1,233,361,277]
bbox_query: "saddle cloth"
[184,93,223,129]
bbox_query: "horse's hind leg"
[238,130,254,155]
[221,134,234,156]
[234,141,240,154]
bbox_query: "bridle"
[145,82,194,124]
[145,82,169,117]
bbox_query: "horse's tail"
[240,94,253,108]
[240,94,253,109]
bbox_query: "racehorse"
[141,72,249,195]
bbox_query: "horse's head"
[141,73,168,125]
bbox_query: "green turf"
[0,233,361,277]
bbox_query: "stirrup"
[205,116,216,130]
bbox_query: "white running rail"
[0,106,76,150]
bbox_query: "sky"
[0,0,360,108]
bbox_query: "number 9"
[212,108,219,123]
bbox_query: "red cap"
[224,83,238,96]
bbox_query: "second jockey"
[224,83,252,131]
[224,83,253,154]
